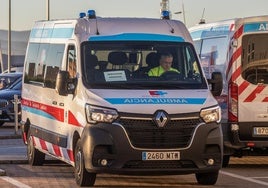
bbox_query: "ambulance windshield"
[81,41,207,89]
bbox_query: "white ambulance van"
[189,16,268,167]
[21,10,223,186]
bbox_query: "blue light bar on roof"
[161,10,170,20]
[88,33,184,42]
[88,10,96,19]
[79,12,86,18]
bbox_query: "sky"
[1,0,268,31]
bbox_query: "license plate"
[253,127,268,136]
[142,151,180,160]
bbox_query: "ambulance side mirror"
[55,70,76,96]
[208,72,223,96]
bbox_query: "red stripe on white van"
[262,97,268,102]
[226,25,243,78]
[33,136,74,165]
[233,25,244,39]
[39,138,48,151]
[22,99,64,122]
[244,85,266,102]
[226,46,242,78]
[238,81,250,95]
[67,149,74,162]
[229,24,235,31]
[68,111,82,127]
[52,144,62,157]
[230,65,241,82]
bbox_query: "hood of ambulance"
[85,89,217,114]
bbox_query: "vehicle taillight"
[228,82,238,122]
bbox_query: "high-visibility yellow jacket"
[148,66,179,76]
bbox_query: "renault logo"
[154,111,168,128]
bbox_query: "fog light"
[231,124,239,131]
[100,159,108,166]
[208,158,214,165]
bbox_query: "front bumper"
[224,122,268,150]
[80,121,223,175]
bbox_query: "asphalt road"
[1,124,268,187]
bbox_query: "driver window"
[67,45,77,78]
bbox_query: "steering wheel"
[160,71,181,80]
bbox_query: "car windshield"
[9,78,22,90]
[0,74,21,90]
[81,41,207,90]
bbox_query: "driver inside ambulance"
[148,52,179,77]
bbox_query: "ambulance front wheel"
[74,139,96,187]
[195,170,219,185]
[27,134,45,166]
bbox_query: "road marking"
[0,176,31,188]
[221,171,268,186]
[250,177,268,179]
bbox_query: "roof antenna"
[87,10,100,35]
[199,8,206,24]
[160,0,174,33]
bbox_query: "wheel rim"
[75,149,82,179]
[27,136,33,161]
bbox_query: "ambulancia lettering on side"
[104,97,206,104]
[21,8,223,187]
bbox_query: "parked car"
[0,77,22,126]
[0,72,22,90]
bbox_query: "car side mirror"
[55,70,77,96]
[208,72,223,96]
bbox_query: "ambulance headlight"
[86,104,118,123]
[200,106,221,123]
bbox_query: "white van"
[21,10,223,186]
[189,16,268,166]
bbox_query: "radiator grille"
[118,118,202,149]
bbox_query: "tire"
[195,171,219,185]
[74,139,96,187]
[222,155,230,168]
[27,135,45,166]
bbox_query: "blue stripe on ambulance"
[88,33,185,42]
[30,28,74,39]
[22,106,56,120]
[244,22,268,33]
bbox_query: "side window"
[24,43,48,84]
[24,43,64,88]
[67,45,77,79]
[185,45,200,75]
[24,43,39,83]
[44,45,64,88]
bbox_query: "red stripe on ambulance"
[68,111,82,127]
[226,46,242,78]
[244,85,266,102]
[22,99,64,122]
[238,81,250,95]
[33,136,74,164]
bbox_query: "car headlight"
[200,106,221,123]
[85,104,118,124]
